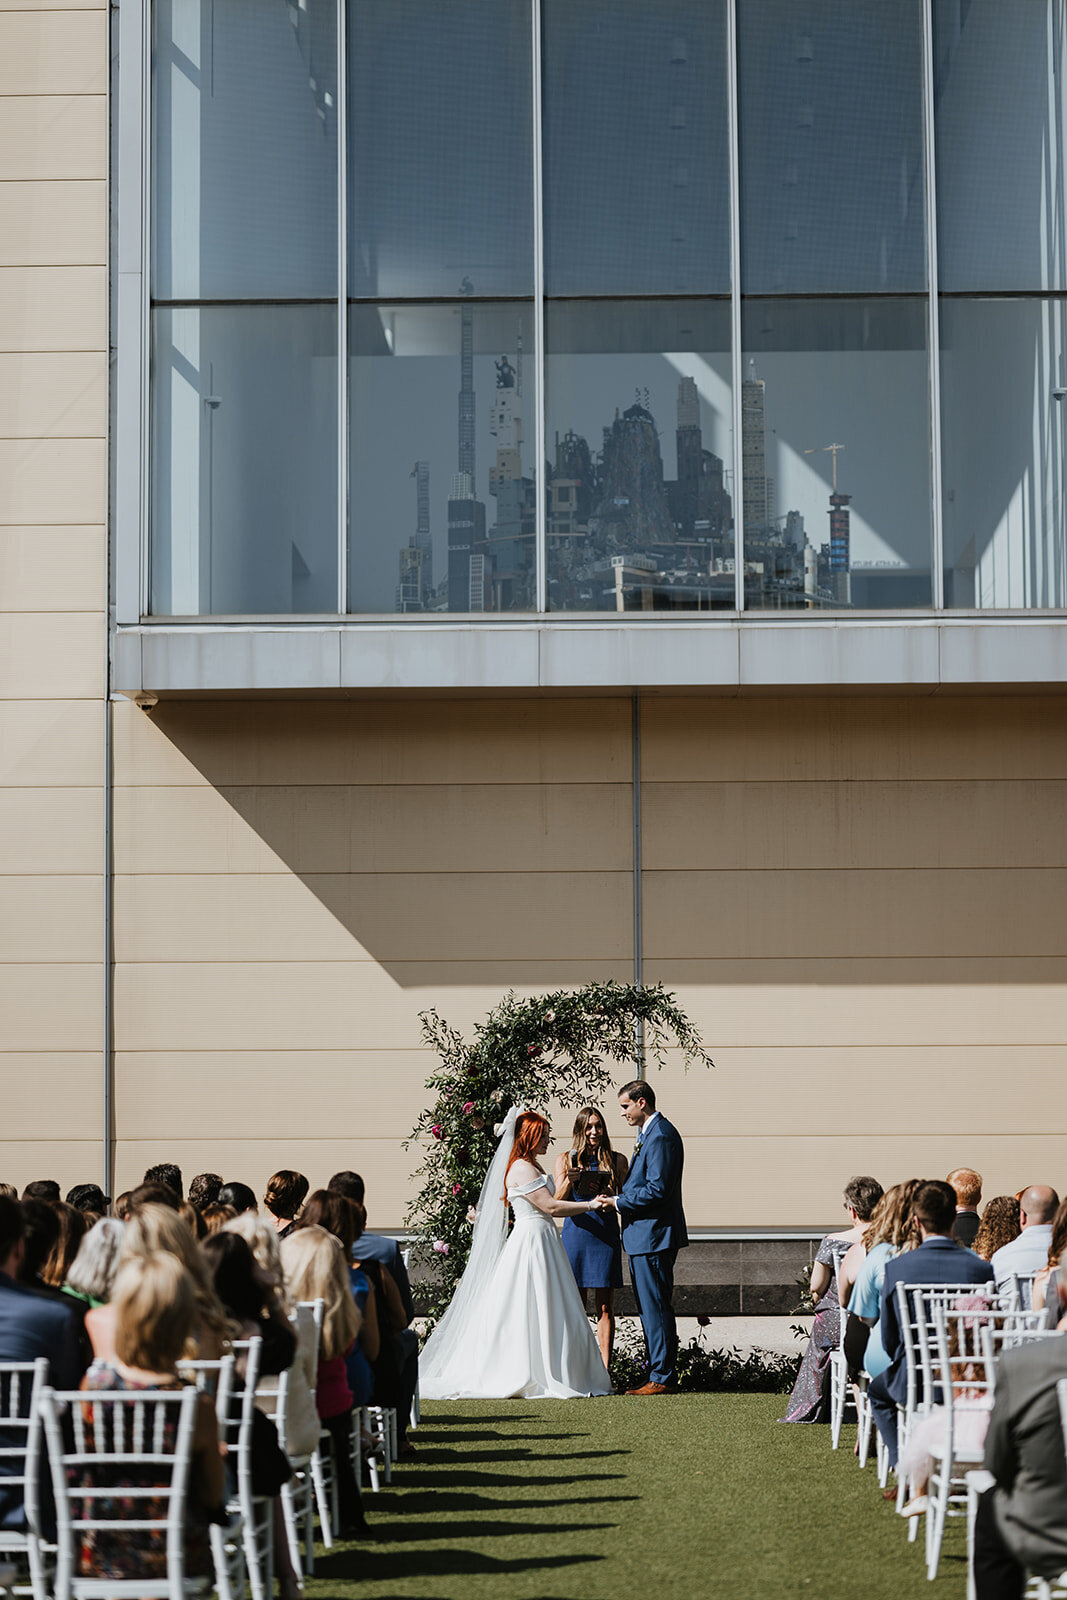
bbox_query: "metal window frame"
[727,0,745,612]
[921,0,946,610]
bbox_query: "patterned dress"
[77,1364,213,1581]
[781,1234,853,1424]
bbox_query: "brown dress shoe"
[626,1381,673,1395]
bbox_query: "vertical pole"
[338,0,349,613]
[103,2,115,1204]
[139,0,152,618]
[727,0,745,613]
[632,691,644,1063]
[921,0,945,610]
[532,0,547,613]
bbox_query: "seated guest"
[972,1262,1067,1600]
[62,1217,125,1313]
[66,1183,109,1218]
[947,1168,983,1248]
[280,1226,368,1539]
[41,1202,87,1291]
[326,1172,415,1324]
[295,1193,376,1410]
[21,1182,59,1205]
[263,1171,309,1240]
[200,1231,302,1600]
[142,1163,183,1201]
[1032,1198,1067,1318]
[781,1175,883,1424]
[972,1194,1021,1263]
[125,1182,180,1214]
[112,1191,132,1222]
[15,1200,61,1296]
[845,1180,920,1383]
[0,1186,15,1201]
[0,1196,85,1532]
[87,1205,228,1364]
[200,1203,237,1235]
[80,1254,223,1585]
[990,1185,1059,1296]
[187,1172,223,1213]
[217,1182,257,1216]
[868,1179,994,1473]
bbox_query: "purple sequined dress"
[781,1234,853,1424]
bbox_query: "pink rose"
[431,1124,444,1141]
[452,1183,461,1195]
[462,1101,475,1115]
[527,1044,540,1056]
[432,1239,450,1256]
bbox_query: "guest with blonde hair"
[280,1225,367,1538]
[87,1203,228,1363]
[80,1253,224,1583]
[63,1217,125,1311]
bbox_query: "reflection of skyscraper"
[742,359,768,532]
[486,344,535,608]
[395,459,432,612]
[675,376,702,537]
[829,490,852,603]
[447,470,486,611]
[458,284,475,485]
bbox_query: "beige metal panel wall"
[111,698,635,1213]
[0,0,107,1193]
[642,697,1067,1227]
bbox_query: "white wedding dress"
[420,1171,613,1400]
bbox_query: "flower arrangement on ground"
[405,980,713,1317]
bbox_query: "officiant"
[555,1106,630,1368]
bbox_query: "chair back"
[0,1358,49,1540]
[38,1383,200,1600]
[225,1338,262,1506]
[176,1354,235,1432]
[895,1282,999,1420]
[1002,1271,1041,1311]
[295,1301,324,1388]
[980,1317,1060,1385]
[928,1301,998,1464]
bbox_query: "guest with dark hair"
[187,1172,223,1212]
[327,1171,415,1323]
[42,1202,87,1291]
[112,1191,132,1222]
[66,1183,109,1217]
[16,1200,60,1294]
[216,1182,257,1216]
[21,1181,59,1205]
[0,1195,85,1530]
[143,1163,183,1200]
[179,1201,207,1241]
[263,1171,308,1240]
[126,1182,180,1214]
[782,1176,883,1424]
[0,1185,15,1201]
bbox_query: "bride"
[420,1107,614,1399]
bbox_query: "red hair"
[502,1113,550,1203]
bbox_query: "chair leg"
[280,1480,302,1580]
[310,1445,334,1548]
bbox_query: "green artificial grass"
[304,1397,967,1600]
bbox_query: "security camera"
[1053,387,1067,402]
[133,693,158,712]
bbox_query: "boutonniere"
[634,1138,643,1156]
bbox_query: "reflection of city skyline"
[393,328,859,613]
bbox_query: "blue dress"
[562,1152,623,1290]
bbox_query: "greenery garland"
[404,980,714,1315]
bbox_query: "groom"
[612,1079,688,1395]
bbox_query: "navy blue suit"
[868,1235,994,1466]
[616,1114,687,1385]
[0,1272,85,1531]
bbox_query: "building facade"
[4,0,1067,1229]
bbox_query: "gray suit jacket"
[984,1333,1067,1577]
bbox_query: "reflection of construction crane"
[805,442,845,490]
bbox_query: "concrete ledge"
[112,616,1067,696]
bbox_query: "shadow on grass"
[425,1413,539,1426]
[418,1430,585,1444]
[314,1548,602,1584]
[368,1490,636,1516]
[384,1519,621,1543]
[391,1469,626,1489]
[421,1447,628,1464]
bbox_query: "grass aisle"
[305,1397,968,1599]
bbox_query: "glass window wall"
[349,302,536,613]
[143,0,1067,618]
[542,0,730,296]
[545,300,733,610]
[737,0,927,295]
[740,300,933,610]
[941,297,1067,608]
